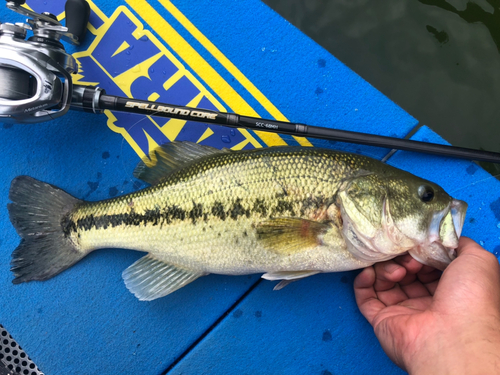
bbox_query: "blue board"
[0,0,496,374]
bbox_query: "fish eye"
[418,185,435,203]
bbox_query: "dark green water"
[262,0,500,175]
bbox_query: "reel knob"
[65,0,90,43]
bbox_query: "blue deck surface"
[0,1,497,374]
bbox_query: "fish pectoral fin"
[133,141,227,185]
[122,254,208,301]
[262,270,320,290]
[256,218,329,254]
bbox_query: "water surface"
[263,0,500,175]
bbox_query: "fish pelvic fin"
[122,254,208,301]
[262,270,320,290]
[133,141,228,185]
[256,218,330,254]
[8,176,85,284]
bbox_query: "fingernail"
[384,263,400,274]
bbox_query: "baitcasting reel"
[0,0,499,164]
[0,0,89,123]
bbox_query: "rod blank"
[73,85,500,164]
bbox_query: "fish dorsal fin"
[262,270,320,290]
[122,254,208,301]
[256,218,330,254]
[133,141,227,185]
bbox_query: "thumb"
[454,237,499,276]
[436,236,500,313]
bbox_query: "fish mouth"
[409,199,468,270]
[449,199,467,238]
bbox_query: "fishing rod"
[1,0,500,164]
[70,85,500,164]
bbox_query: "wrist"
[407,318,500,375]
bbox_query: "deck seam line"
[161,278,263,374]
[381,122,423,163]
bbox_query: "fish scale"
[67,147,360,272]
[7,142,467,300]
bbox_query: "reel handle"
[65,0,90,42]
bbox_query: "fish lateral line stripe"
[72,205,188,232]
[67,202,247,233]
[66,194,321,234]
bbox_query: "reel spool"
[0,0,90,123]
[0,66,35,100]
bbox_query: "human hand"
[354,237,500,374]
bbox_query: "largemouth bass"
[8,142,467,300]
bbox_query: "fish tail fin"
[8,176,85,284]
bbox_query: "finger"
[454,237,500,282]
[394,254,425,274]
[354,267,387,325]
[399,263,440,298]
[394,257,437,283]
[423,280,439,295]
[417,268,442,284]
[398,267,435,298]
[456,236,483,256]
[399,271,417,286]
[371,261,410,306]
[400,280,431,299]
[353,266,376,290]
[456,237,499,266]
[373,261,407,291]
[398,296,433,311]
[376,284,409,306]
[420,264,437,274]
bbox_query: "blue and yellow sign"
[24,0,315,166]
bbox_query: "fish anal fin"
[133,141,227,185]
[256,218,329,254]
[122,254,208,301]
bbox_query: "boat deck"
[0,1,498,374]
